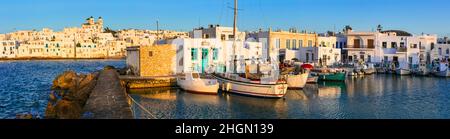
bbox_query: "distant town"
[0,16,188,59]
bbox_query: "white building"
[172,38,263,74]
[297,36,342,66]
[0,41,19,58]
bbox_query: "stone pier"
[83,69,133,119]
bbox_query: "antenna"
[156,20,159,41]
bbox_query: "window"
[275,39,280,49]
[438,48,442,55]
[400,42,405,48]
[299,40,303,48]
[149,51,153,57]
[382,42,387,48]
[368,55,371,62]
[286,39,291,49]
[446,49,449,54]
[391,42,397,48]
[213,48,218,60]
[384,56,388,62]
[45,44,48,48]
[292,40,297,50]
[308,40,313,47]
[191,48,198,60]
[56,44,60,48]
[306,53,309,62]
[431,43,435,50]
[221,35,226,41]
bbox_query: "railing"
[344,45,375,49]
[397,47,407,52]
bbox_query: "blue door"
[201,48,209,73]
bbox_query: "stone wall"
[139,44,176,77]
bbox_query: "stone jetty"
[45,66,133,119]
[83,68,133,119]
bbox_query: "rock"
[104,65,115,70]
[54,100,82,119]
[79,73,96,89]
[45,103,57,119]
[52,71,79,90]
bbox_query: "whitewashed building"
[172,38,263,74]
[0,41,19,58]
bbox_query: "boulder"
[54,100,82,119]
[44,103,57,119]
[52,71,79,90]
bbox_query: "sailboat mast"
[233,0,237,40]
[232,0,238,73]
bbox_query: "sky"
[0,0,449,36]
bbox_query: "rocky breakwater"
[45,70,99,119]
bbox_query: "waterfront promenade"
[83,69,133,119]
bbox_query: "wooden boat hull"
[396,69,411,75]
[213,74,288,98]
[307,76,319,83]
[363,68,376,75]
[287,73,308,89]
[433,70,450,77]
[318,72,346,82]
[177,78,219,94]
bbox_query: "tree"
[104,27,117,37]
[377,24,383,32]
[343,25,352,33]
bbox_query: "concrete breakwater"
[44,66,132,119]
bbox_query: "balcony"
[397,47,407,52]
[344,45,375,49]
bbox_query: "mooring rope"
[127,94,158,119]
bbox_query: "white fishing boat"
[286,72,308,89]
[363,63,376,75]
[395,68,411,75]
[432,62,450,77]
[212,0,288,98]
[214,73,288,98]
[395,61,411,75]
[177,73,219,94]
[413,62,430,76]
[307,75,319,83]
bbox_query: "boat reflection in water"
[129,75,450,119]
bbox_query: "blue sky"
[1,0,449,36]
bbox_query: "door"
[393,56,399,68]
[354,39,361,48]
[408,57,413,69]
[201,48,209,73]
[368,39,374,48]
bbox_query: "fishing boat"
[432,62,450,77]
[214,73,288,98]
[307,75,319,83]
[413,62,430,76]
[298,64,318,83]
[312,68,346,82]
[396,68,411,75]
[317,72,346,81]
[213,0,288,98]
[363,63,376,75]
[286,72,308,89]
[177,73,219,94]
[395,61,411,75]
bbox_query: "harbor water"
[0,60,126,119]
[0,60,449,119]
[130,75,450,119]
